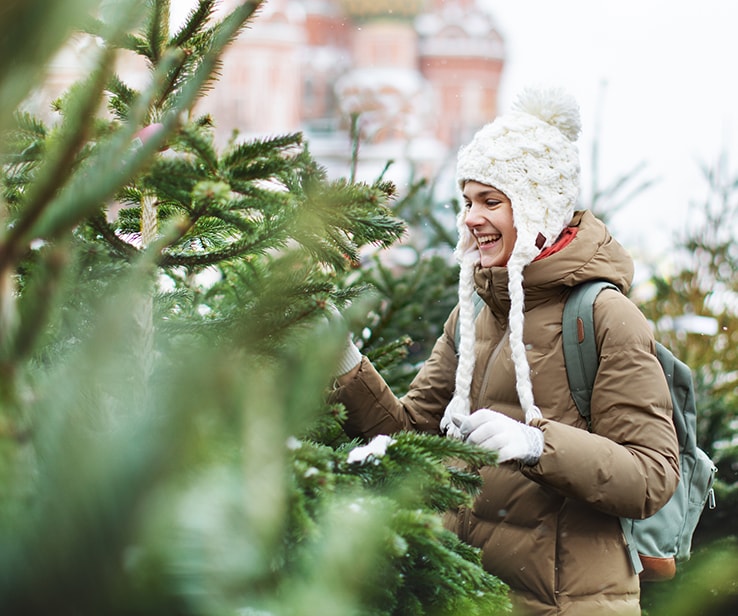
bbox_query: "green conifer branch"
[170,0,217,47]
[0,43,118,265]
[104,74,138,122]
[167,1,263,111]
[88,213,139,260]
[158,223,287,268]
[147,0,171,63]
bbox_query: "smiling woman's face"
[462,181,517,268]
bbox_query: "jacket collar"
[472,210,634,315]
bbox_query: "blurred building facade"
[32,0,505,190]
[202,0,505,187]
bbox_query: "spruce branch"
[167,1,263,111]
[105,74,138,122]
[158,222,288,267]
[88,213,139,261]
[81,15,148,58]
[171,124,220,172]
[147,0,171,63]
[0,42,118,266]
[170,0,217,47]
[222,132,304,168]
[365,337,411,372]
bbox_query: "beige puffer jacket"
[334,211,680,615]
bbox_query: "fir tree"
[0,2,511,615]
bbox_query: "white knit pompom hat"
[442,86,582,436]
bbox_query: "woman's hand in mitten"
[458,409,544,465]
[324,304,362,379]
[335,338,361,378]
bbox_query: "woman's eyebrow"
[464,190,503,199]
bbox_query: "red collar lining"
[534,226,578,261]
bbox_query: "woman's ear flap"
[454,208,479,264]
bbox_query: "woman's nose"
[465,202,484,227]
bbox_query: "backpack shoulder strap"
[562,280,620,428]
[454,291,485,349]
[655,341,696,451]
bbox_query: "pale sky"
[480,0,738,255]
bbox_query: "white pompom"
[513,87,581,142]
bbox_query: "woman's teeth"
[477,234,500,246]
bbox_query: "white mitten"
[458,409,544,465]
[335,337,362,376]
[325,304,362,377]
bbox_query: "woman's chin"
[479,253,499,268]
[479,250,509,268]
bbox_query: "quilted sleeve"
[332,310,460,439]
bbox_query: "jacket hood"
[473,210,634,309]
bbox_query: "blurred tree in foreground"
[0,1,510,615]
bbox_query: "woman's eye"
[486,200,501,207]
[463,201,472,209]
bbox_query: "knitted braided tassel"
[506,251,542,424]
[441,252,478,438]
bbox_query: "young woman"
[332,87,679,616]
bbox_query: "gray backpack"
[457,282,717,581]
[562,280,717,581]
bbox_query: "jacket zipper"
[478,326,510,404]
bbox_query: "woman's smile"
[463,181,516,268]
